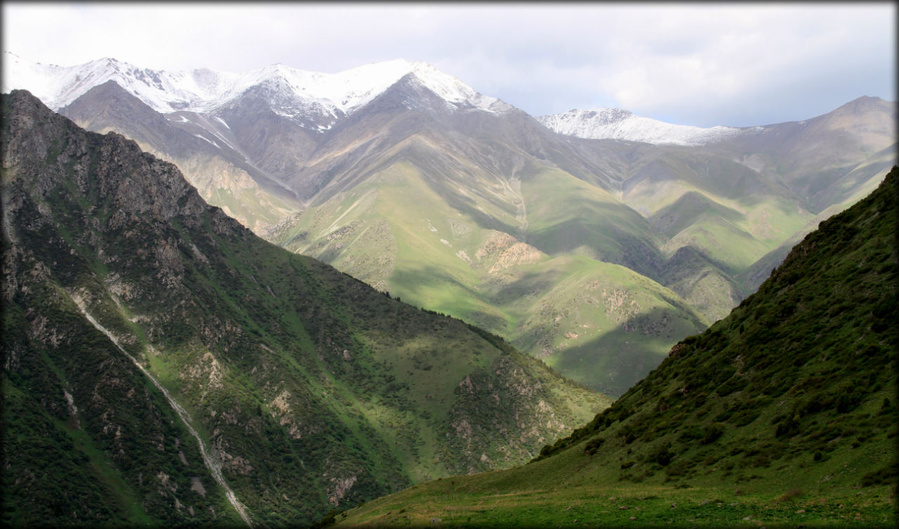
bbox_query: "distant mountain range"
[5,52,895,396]
[4,51,790,146]
[3,52,510,127]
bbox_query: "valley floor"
[332,482,896,528]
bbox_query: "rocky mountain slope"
[335,166,898,528]
[1,90,609,527]
[5,53,895,396]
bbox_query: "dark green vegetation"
[335,167,898,527]
[60,78,896,396]
[1,90,609,527]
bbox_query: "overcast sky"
[2,2,895,127]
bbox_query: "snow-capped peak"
[398,60,505,112]
[2,52,506,121]
[234,58,503,115]
[538,108,744,146]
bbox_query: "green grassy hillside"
[333,166,898,528]
[270,156,709,396]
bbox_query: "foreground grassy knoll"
[329,479,894,528]
[332,167,898,527]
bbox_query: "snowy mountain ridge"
[5,52,762,145]
[2,52,507,126]
[538,107,745,146]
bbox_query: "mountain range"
[1,89,608,527]
[4,52,895,397]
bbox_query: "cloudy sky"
[2,2,895,127]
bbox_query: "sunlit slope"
[484,254,705,397]
[518,164,663,277]
[334,167,898,528]
[271,156,707,395]
[620,153,815,306]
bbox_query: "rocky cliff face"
[1,90,609,527]
[2,91,241,526]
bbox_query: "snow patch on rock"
[538,108,744,146]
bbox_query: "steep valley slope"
[0,90,610,527]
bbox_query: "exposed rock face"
[58,80,303,233]
[2,90,609,527]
